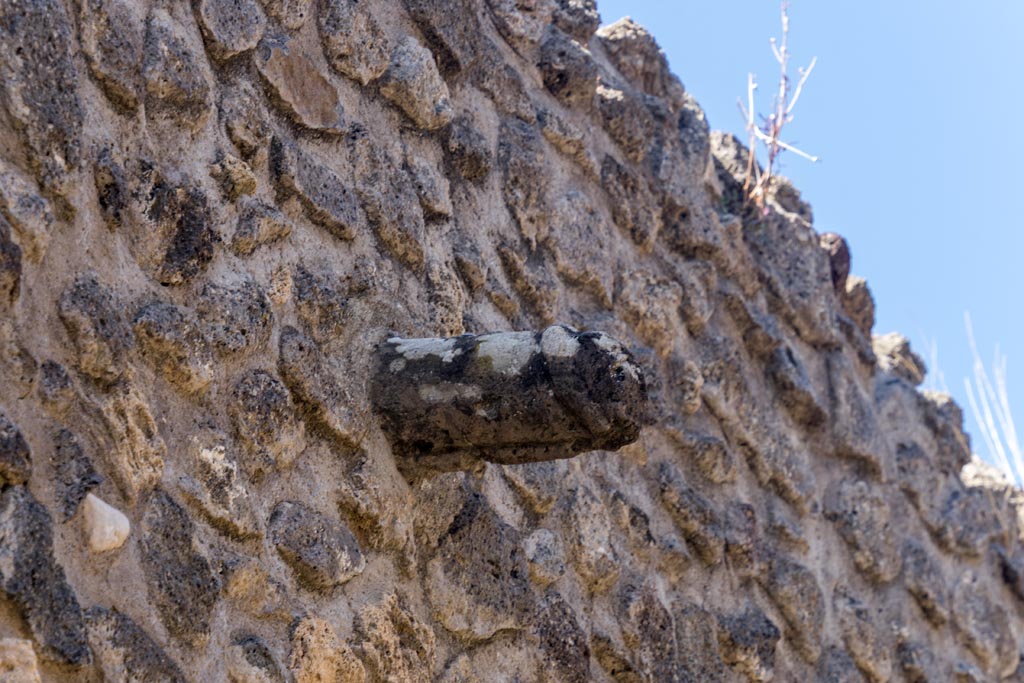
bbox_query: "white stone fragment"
[540,324,580,358]
[83,493,131,552]
[475,331,537,376]
[390,336,457,361]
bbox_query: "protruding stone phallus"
[371,325,649,472]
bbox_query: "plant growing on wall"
[739,1,819,209]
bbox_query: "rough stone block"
[0,487,91,666]
[278,325,366,447]
[270,500,364,591]
[133,301,215,394]
[197,0,266,61]
[143,10,212,130]
[57,274,134,385]
[84,607,186,682]
[139,490,221,647]
[256,34,345,134]
[0,0,83,199]
[270,138,360,240]
[318,0,390,85]
[0,408,31,486]
[537,27,598,108]
[379,37,454,130]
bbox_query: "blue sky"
[596,1,1024,475]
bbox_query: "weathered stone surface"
[767,345,827,428]
[319,0,390,85]
[210,152,257,200]
[537,27,598,107]
[716,606,781,683]
[143,10,212,130]
[232,198,292,255]
[133,301,215,394]
[597,18,685,107]
[0,0,82,199]
[196,278,272,356]
[278,325,366,447]
[874,333,926,386]
[356,593,436,682]
[759,555,824,663]
[58,274,134,385]
[824,478,902,583]
[262,0,309,30]
[554,0,599,44]
[834,587,893,683]
[197,0,266,60]
[444,115,492,181]
[819,232,851,291]
[372,326,648,470]
[96,383,166,502]
[529,591,590,683]
[379,37,454,130]
[596,84,656,163]
[228,636,285,683]
[0,639,42,683]
[952,572,1019,677]
[179,432,258,539]
[229,369,304,480]
[84,607,186,682]
[658,462,725,566]
[0,5,1018,681]
[523,528,567,587]
[0,217,20,307]
[601,154,661,250]
[843,275,876,338]
[0,408,31,486]
[256,34,345,134]
[271,138,360,239]
[348,135,426,271]
[269,500,365,590]
[289,616,366,683]
[0,487,91,666]
[143,179,219,286]
[427,493,533,640]
[139,490,221,647]
[0,161,53,262]
[901,539,950,626]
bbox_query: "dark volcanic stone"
[85,607,186,683]
[57,274,134,385]
[196,278,272,356]
[51,428,102,520]
[139,490,221,646]
[229,369,304,479]
[537,27,598,108]
[143,10,211,129]
[79,0,144,112]
[0,0,83,199]
[530,591,590,683]
[0,215,21,306]
[0,407,31,485]
[268,500,365,591]
[270,137,360,240]
[0,486,92,665]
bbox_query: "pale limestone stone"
[82,493,130,552]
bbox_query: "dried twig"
[964,311,1024,486]
[739,1,819,209]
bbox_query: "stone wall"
[0,0,1021,680]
